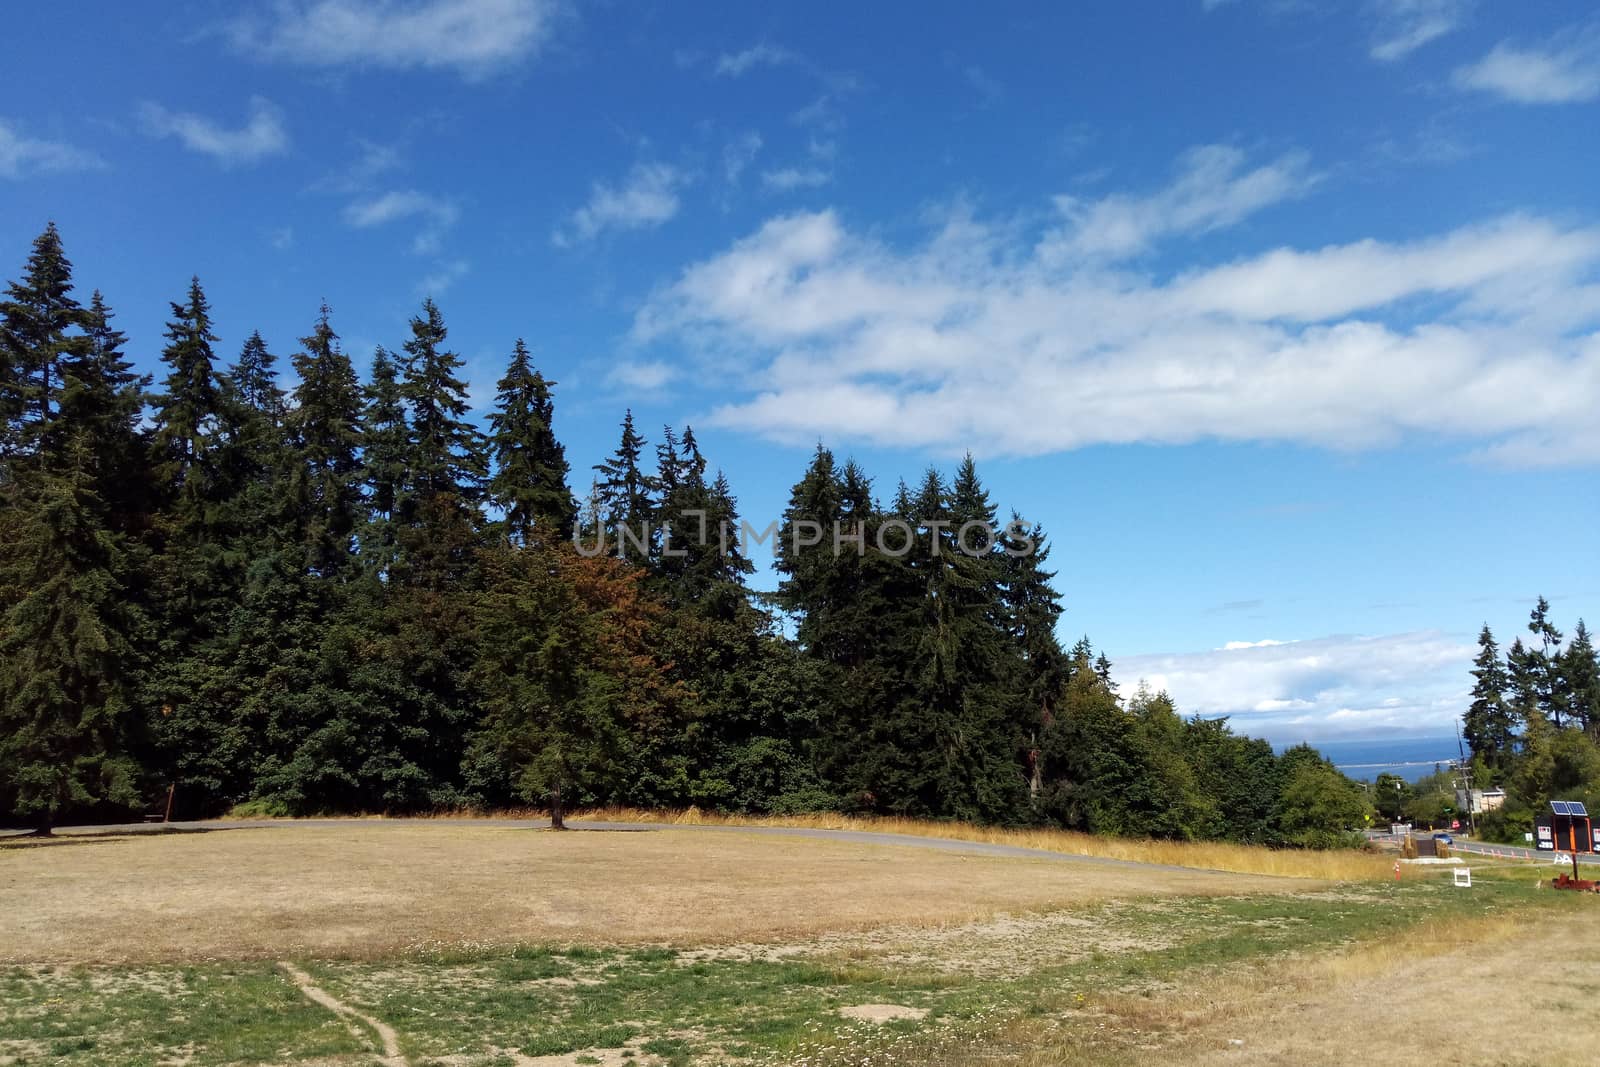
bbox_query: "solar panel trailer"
[1535,801,1594,864]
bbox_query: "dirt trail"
[279,961,406,1067]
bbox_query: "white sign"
[1453,868,1472,888]
[1525,832,1534,843]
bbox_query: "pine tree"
[1563,619,1600,737]
[220,331,291,541]
[592,410,655,557]
[0,436,144,833]
[229,331,287,424]
[150,277,226,523]
[1527,596,1568,728]
[1001,514,1068,800]
[487,339,574,543]
[287,304,364,577]
[1463,624,1515,771]
[61,291,151,535]
[396,299,487,587]
[0,222,89,463]
[358,348,408,575]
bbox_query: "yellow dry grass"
[0,822,1297,965]
[1053,912,1596,1066]
[567,807,1395,881]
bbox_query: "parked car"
[1433,832,1454,845]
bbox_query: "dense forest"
[0,222,1372,843]
[1454,599,1600,842]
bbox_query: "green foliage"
[0,224,1388,841]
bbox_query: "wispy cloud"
[608,360,678,391]
[226,0,559,80]
[1117,631,1474,742]
[722,131,763,186]
[138,96,288,167]
[636,145,1600,465]
[343,189,460,253]
[762,166,832,192]
[714,43,800,77]
[1369,0,1472,62]
[0,119,104,180]
[417,258,470,295]
[1040,144,1320,262]
[1453,25,1600,103]
[554,162,686,246]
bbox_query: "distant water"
[1276,736,1463,783]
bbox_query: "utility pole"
[1454,723,1477,837]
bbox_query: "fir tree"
[358,348,408,575]
[0,437,144,833]
[592,410,656,556]
[61,291,151,535]
[0,222,89,463]
[1463,624,1515,771]
[487,339,574,543]
[150,277,226,523]
[287,304,363,577]
[1527,596,1568,728]
[1563,619,1600,736]
[396,299,487,587]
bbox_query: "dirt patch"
[0,824,1295,964]
[839,1003,929,1023]
[279,961,404,1067]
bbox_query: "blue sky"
[3,1,1598,744]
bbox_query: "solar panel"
[1572,802,1589,817]
[1552,800,1571,815]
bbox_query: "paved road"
[2,817,1211,875]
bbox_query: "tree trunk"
[550,785,566,831]
[29,811,54,838]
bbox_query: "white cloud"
[762,166,832,192]
[342,189,460,253]
[608,360,678,391]
[1040,145,1319,262]
[0,119,104,179]
[635,146,1600,465]
[1369,0,1472,62]
[554,163,685,246]
[714,44,799,77]
[417,258,469,294]
[138,97,289,166]
[723,132,763,185]
[227,0,557,79]
[1453,26,1600,103]
[1118,631,1475,741]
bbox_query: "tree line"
[1,223,1368,844]
[1461,598,1600,840]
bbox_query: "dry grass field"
[2,821,1589,1067]
[0,823,1294,964]
[568,807,1396,880]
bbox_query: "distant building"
[1455,788,1506,814]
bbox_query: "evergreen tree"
[358,347,408,575]
[592,410,655,557]
[1527,596,1568,728]
[1463,624,1515,771]
[0,437,144,833]
[287,304,363,577]
[221,330,290,541]
[61,291,151,535]
[395,299,487,587]
[487,339,574,543]
[150,277,226,523]
[1000,514,1068,800]
[0,222,87,462]
[1563,619,1600,737]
